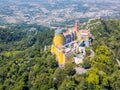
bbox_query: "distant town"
[0,0,120,27]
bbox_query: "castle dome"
[55,29,63,35]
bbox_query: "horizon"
[0,0,120,27]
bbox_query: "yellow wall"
[51,34,66,65]
[51,31,77,66]
[58,51,65,65]
[75,31,80,40]
[51,45,65,65]
[54,34,64,46]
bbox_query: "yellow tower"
[51,29,65,67]
[54,32,64,46]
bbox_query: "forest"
[0,19,120,90]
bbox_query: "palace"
[51,21,93,68]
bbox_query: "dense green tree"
[109,70,120,90]
[64,62,75,76]
[54,68,67,89]
[58,78,76,90]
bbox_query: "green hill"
[0,20,120,90]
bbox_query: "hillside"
[0,20,120,90]
[82,19,120,59]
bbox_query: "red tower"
[75,20,80,31]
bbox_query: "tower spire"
[75,20,80,31]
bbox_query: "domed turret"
[54,29,64,46]
[55,29,63,35]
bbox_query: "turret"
[75,20,80,40]
[75,20,80,31]
[54,29,64,46]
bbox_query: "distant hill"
[0,0,120,27]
